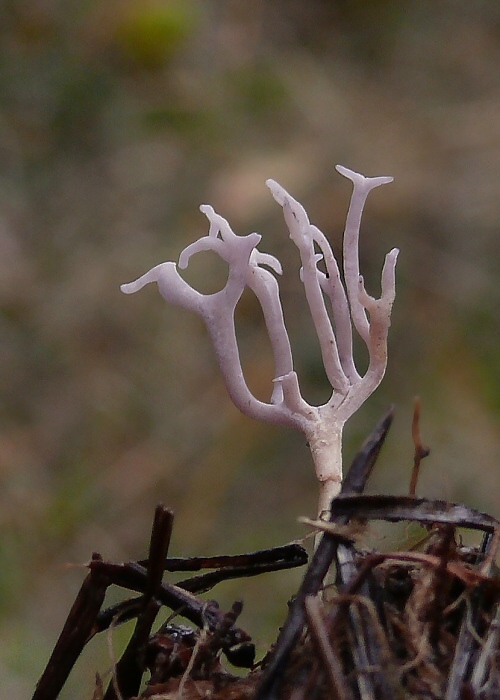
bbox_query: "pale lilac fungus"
[121,166,398,518]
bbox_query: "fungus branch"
[122,166,398,517]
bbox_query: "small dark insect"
[224,640,256,668]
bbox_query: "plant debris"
[33,409,500,700]
[32,510,306,700]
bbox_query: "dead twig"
[32,553,109,700]
[329,495,499,534]
[103,506,174,699]
[409,397,430,496]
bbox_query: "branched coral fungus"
[122,166,398,516]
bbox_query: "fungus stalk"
[122,166,398,518]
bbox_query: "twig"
[104,506,174,699]
[342,407,394,495]
[409,397,430,496]
[32,553,109,700]
[175,545,307,593]
[138,542,307,573]
[145,505,174,599]
[93,543,307,637]
[329,495,499,533]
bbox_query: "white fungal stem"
[122,165,398,519]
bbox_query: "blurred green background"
[0,1,498,696]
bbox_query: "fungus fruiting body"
[122,166,398,517]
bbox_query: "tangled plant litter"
[32,410,500,700]
[121,165,398,516]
